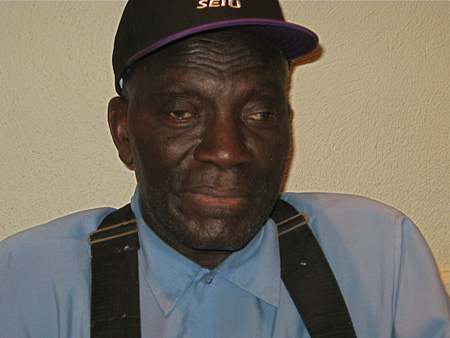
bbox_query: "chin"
[181,217,267,252]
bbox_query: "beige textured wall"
[1,1,448,278]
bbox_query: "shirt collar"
[131,188,281,315]
[215,219,281,307]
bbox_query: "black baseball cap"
[113,0,319,94]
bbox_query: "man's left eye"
[246,112,274,121]
[168,111,195,120]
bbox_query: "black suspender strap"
[89,198,356,338]
[89,204,141,338]
[270,198,357,338]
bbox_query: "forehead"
[126,31,288,92]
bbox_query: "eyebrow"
[248,82,286,98]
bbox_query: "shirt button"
[204,272,216,284]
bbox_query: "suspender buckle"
[277,212,310,236]
[88,219,138,244]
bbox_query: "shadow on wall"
[292,44,323,67]
[441,270,450,295]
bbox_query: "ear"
[108,96,134,170]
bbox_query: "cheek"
[250,128,291,173]
[274,121,292,160]
[129,123,200,187]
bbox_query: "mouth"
[183,185,251,209]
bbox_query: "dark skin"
[108,31,291,269]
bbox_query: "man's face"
[115,31,291,253]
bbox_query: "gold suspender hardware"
[88,219,138,244]
[277,213,310,237]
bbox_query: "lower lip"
[184,191,250,209]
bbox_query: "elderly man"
[1,0,449,337]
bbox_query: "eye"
[168,111,195,120]
[246,112,275,122]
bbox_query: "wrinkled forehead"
[124,30,288,90]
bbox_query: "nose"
[194,115,253,169]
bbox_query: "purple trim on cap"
[126,18,318,67]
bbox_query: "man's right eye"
[168,111,195,120]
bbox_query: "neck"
[177,247,232,270]
[145,222,233,270]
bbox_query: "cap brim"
[127,18,318,68]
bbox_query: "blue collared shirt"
[133,192,302,337]
[0,189,449,337]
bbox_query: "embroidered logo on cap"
[197,0,241,10]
